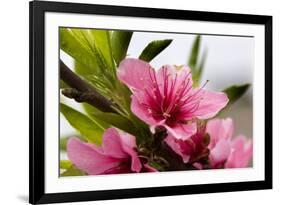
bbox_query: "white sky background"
[60,31,254,141]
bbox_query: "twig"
[146,126,196,171]
[60,60,116,113]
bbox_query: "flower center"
[141,66,208,123]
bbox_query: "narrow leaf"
[139,39,172,62]
[223,84,250,104]
[60,80,68,89]
[196,49,207,81]
[60,103,104,145]
[61,165,85,177]
[60,160,72,170]
[60,28,100,74]
[188,35,201,71]
[90,110,137,136]
[82,103,110,129]
[90,30,114,69]
[111,31,133,65]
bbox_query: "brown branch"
[159,142,196,171]
[140,126,196,171]
[60,60,116,113]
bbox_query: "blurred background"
[60,30,254,147]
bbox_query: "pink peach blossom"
[224,135,253,168]
[206,118,253,168]
[117,58,228,140]
[165,122,209,164]
[67,128,142,175]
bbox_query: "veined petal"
[225,135,253,168]
[193,90,229,119]
[117,58,154,91]
[209,139,231,168]
[131,94,164,125]
[207,118,234,149]
[67,137,120,175]
[102,128,128,159]
[164,122,197,140]
[119,132,142,172]
[165,135,191,163]
[193,162,203,170]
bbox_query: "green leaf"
[60,160,72,170]
[90,110,137,136]
[196,49,207,81]
[188,35,201,70]
[111,31,133,65]
[60,28,100,74]
[90,30,114,69]
[82,103,110,129]
[139,39,172,62]
[60,136,68,151]
[60,103,104,145]
[149,161,163,171]
[61,165,85,177]
[223,84,250,104]
[60,80,68,89]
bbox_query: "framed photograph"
[29,0,272,204]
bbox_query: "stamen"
[163,112,171,118]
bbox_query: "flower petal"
[67,137,120,175]
[225,135,253,168]
[207,118,234,149]
[117,58,154,91]
[156,65,193,96]
[209,139,231,168]
[102,128,128,159]
[164,122,197,140]
[194,90,229,119]
[119,133,142,172]
[193,162,203,170]
[165,135,191,163]
[131,94,164,125]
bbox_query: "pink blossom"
[165,122,209,164]
[67,128,143,175]
[117,58,228,140]
[224,135,253,168]
[206,118,253,168]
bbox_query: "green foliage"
[188,35,201,69]
[60,28,100,74]
[90,110,137,136]
[82,103,110,128]
[149,161,164,171]
[90,30,114,69]
[223,84,250,105]
[59,80,68,89]
[60,160,72,169]
[60,28,116,94]
[188,35,207,83]
[139,39,172,62]
[194,49,207,81]
[111,31,133,65]
[60,103,104,145]
[61,165,85,177]
[60,136,69,151]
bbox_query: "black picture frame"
[29,0,272,204]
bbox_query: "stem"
[60,60,117,113]
[152,126,196,171]
[159,142,195,171]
